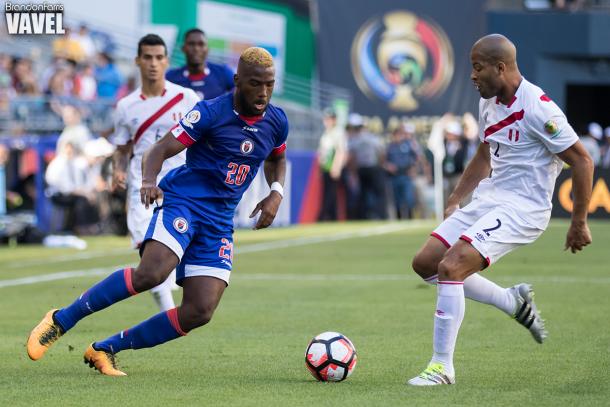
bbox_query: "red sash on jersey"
[133,93,184,145]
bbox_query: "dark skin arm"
[249,151,286,230]
[557,140,593,253]
[112,142,132,191]
[445,142,491,218]
[140,133,186,209]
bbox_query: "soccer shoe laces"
[39,319,63,346]
[418,363,453,385]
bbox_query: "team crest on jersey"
[173,217,189,233]
[185,110,201,124]
[544,120,559,137]
[240,139,254,155]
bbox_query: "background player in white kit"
[408,34,594,386]
[111,34,199,311]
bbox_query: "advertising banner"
[316,0,486,119]
[552,168,610,219]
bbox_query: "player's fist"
[112,170,127,191]
[564,221,592,253]
[249,191,282,230]
[140,181,163,209]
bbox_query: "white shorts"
[127,187,154,248]
[432,196,544,267]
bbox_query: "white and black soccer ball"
[305,331,357,382]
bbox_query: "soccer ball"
[305,331,357,382]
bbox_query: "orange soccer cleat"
[27,309,64,360]
[83,344,127,376]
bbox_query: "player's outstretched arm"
[445,142,491,218]
[250,151,286,230]
[140,133,186,209]
[557,140,594,253]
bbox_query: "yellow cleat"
[27,309,64,360]
[83,344,127,377]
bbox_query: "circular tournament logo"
[185,110,200,124]
[240,139,254,155]
[173,217,188,233]
[351,11,454,112]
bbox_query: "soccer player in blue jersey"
[27,47,288,376]
[165,28,234,100]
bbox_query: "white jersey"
[111,80,200,188]
[111,81,199,246]
[476,78,578,229]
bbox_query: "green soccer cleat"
[407,363,455,386]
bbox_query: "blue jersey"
[165,92,288,214]
[165,62,234,100]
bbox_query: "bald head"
[470,34,522,101]
[472,34,517,69]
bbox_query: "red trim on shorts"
[123,267,137,296]
[431,232,451,248]
[459,235,491,267]
[166,308,187,336]
[459,234,472,243]
[438,280,464,285]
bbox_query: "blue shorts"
[142,197,234,285]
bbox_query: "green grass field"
[1,220,609,406]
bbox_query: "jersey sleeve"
[171,101,213,148]
[270,109,289,156]
[527,97,578,154]
[110,103,131,146]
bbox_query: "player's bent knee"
[180,303,216,330]
[411,251,437,279]
[437,257,464,281]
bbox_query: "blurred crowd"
[317,110,610,222]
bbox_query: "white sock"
[423,274,515,316]
[150,286,175,311]
[430,282,464,377]
[462,273,516,315]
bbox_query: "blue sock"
[94,308,187,353]
[54,268,138,332]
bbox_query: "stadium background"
[1,1,610,405]
[1,0,609,240]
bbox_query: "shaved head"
[472,34,517,69]
[470,34,522,101]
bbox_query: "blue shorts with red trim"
[142,193,234,285]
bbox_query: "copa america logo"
[351,11,454,112]
[5,2,65,34]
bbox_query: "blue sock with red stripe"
[54,268,138,332]
[94,308,186,353]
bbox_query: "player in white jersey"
[407,34,593,386]
[111,34,199,311]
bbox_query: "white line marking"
[0,224,422,288]
[1,222,607,287]
[3,248,134,269]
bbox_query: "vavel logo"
[5,2,65,35]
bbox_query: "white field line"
[1,222,425,269]
[0,223,422,288]
[1,222,608,287]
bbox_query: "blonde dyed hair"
[239,47,274,68]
